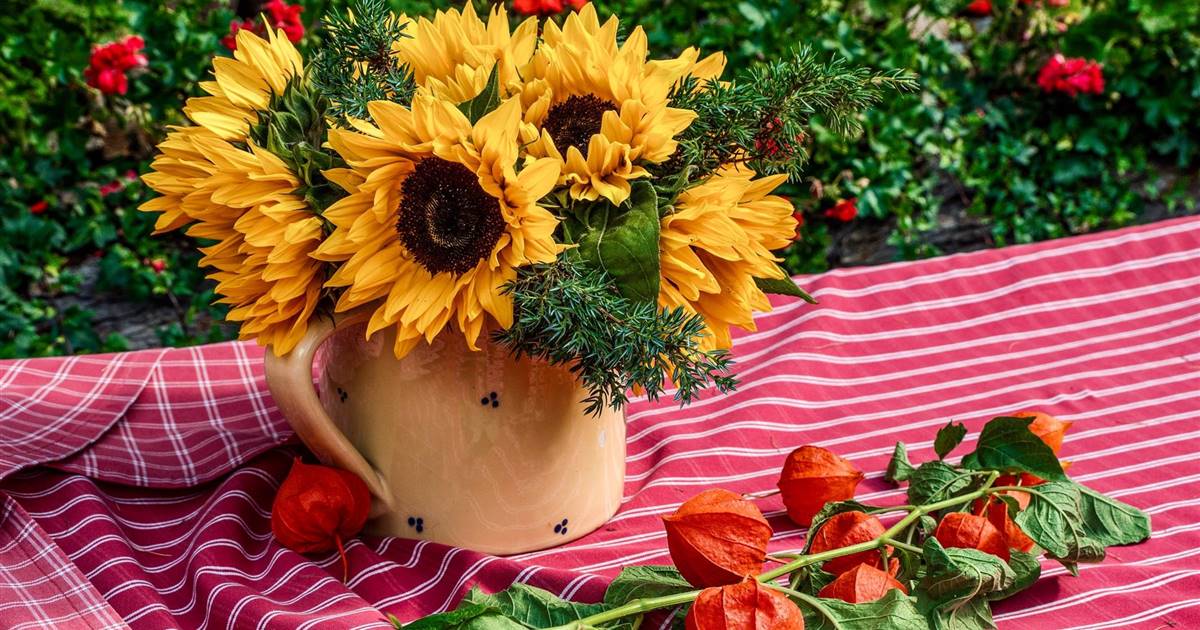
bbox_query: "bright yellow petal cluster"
[141,29,323,355]
[658,166,798,350]
[517,4,713,205]
[315,95,562,357]
[394,4,537,104]
[141,128,325,354]
[183,28,303,140]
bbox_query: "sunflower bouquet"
[142,0,909,412]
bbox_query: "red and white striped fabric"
[2,216,1199,629]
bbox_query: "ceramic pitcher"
[263,310,626,555]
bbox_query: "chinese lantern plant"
[394,414,1151,629]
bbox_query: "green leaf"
[907,461,972,505]
[462,584,610,628]
[960,417,1065,481]
[934,422,967,460]
[456,64,501,124]
[928,597,995,630]
[1013,482,1107,567]
[603,565,693,606]
[885,442,915,484]
[754,267,817,304]
[399,603,526,629]
[574,182,661,304]
[1076,485,1152,547]
[917,539,1013,630]
[793,567,838,597]
[989,550,1041,601]
[803,590,928,630]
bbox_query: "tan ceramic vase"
[263,310,626,555]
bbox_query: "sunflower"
[140,128,326,355]
[393,3,537,104]
[315,94,562,357]
[183,27,303,141]
[657,166,798,350]
[517,4,701,205]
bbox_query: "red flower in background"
[84,36,148,95]
[1037,54,1104,97]
[222,19,258,51]
[825,197,858,222]
[99,180,123,197]
[512,0,588,17]
[966,0,992,16]
[223,1,304,51]
[792,210,805,241]
[29,200,48,215]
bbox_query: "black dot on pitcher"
[408,516,424,534]
[481,391,499,408]
[337,387,348,403]
[554,518,569,535]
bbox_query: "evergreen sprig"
[494,257,737,415]
[661,46,917,186]
[311,0,415,125]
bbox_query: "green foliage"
[663,46,916,183]
[961,416,1066,481]
[563,182,662,304]
[495,257,737,415]
[311,0,416,125]
[933,421,968,460]
[906,460,974,505]
[802,589,928,630]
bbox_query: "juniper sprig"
[661,46,917,186]
[494,257,737,415]
[311,0,416,125]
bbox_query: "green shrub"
[1,0,1197,357]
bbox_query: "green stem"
[880,537,924,554]
[763,583,845,630]
[577,471,1002,627]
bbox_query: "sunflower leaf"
[754,268,817,303]
[574,182,661,304]
[457,64,501,124]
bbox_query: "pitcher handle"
[263,309,394,517]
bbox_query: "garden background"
[2,0,1197,358]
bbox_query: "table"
[2,217,1198,629]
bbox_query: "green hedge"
[1,0,1197,357]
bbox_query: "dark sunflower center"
[397,158,503,276]
[543,94,616,155]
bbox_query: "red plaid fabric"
[2,216,1199,629]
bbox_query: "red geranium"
[223,1,304,51]
[513,0,588,16]
[1036,54,1104,97]
[29,200,48,215]
[84,35,148,95]
[825,197,858,222]
[966,0,992,16]
[222,19,258,51]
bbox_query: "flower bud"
[777,445,864,527]
[686,578,805,630]
[664,489,773,587]
[817,562,908,603]
[808,511,890,575]
[934,512,1010,561]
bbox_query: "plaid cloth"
[2,216,1200,629]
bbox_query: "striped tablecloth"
[2,216,1199,629]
